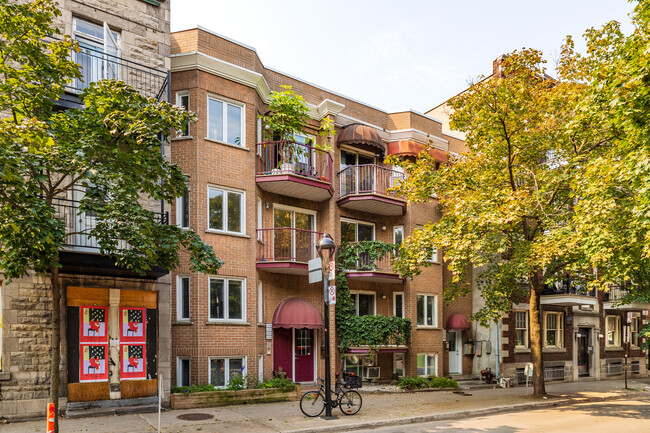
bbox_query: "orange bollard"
[46,403,55,433]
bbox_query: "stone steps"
[65,396,160,419]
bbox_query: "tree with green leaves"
[0,1,221,430]
[391,49,611,396]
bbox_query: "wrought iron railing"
[52,197,169,250]
[68,44,169,102]
[541,277,596,297]
[338,164,406,198]
[604,285,631,302]
[256,141,333,184]
[256,227,323,263]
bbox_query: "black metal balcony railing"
[339,164,406,198]
[68,44,169,102]
[541,278,596,297]
[53,197,169,250]
[604,285,631,302]
[256,227,323,263]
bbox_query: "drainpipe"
[495,322,500,379]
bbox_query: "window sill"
[173,321,193,326]
[514,348,531,353]
[204,137,249,151]
[0,371,11,381]
[171,136,193,141]
[416,326,441,330]
[205,229,250,239]
[542,347,566,353]
[205,321,251,326]
[605,346,624,351]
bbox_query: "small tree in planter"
[261,85,310,172]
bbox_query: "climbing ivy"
[335,241,412,355]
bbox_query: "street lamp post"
[316,233,336,419]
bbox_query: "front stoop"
[65,397,159,419]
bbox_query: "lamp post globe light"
[316,233,336,419]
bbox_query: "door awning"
[446,313,471,330]
[272,297,323,329]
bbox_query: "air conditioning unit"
[364,366,380,379]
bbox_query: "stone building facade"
[0,0,172,420]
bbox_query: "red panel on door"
[294,329,314,382]
[273,328,293,380]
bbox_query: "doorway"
[448,330,461,374]
[273,328,315,382]
[577,327,590,377]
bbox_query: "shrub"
[429,377,459,388]
[261,376,296,391]
[226,373,245,391]
[395,376,459,390]
[171,384,217,394]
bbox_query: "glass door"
[274,208,315,261]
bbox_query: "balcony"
[337,165,406,216]
[344,242,403,284]
[603,285,649,310]
[256,141,333,201]
[59,44,169,107]
[256,228,323,275]
[541,278,597,307]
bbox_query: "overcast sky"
[171,0,635,113]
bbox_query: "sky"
[171,0,635,114]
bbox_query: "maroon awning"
[272,297,323,329]
[446,313,470,330]
[337,123,385,155]
[387,140,448,163]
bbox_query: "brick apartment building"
[428,57,650,384]
[168,27,474,388]
[0,0,173,420]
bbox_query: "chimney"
[492,54,507,77]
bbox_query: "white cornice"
[317,99,345,119]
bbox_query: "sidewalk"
[2,378,649,433]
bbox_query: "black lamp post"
[316,233,336,419]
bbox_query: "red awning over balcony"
[337,123,385,155]
[387,140,448,163]
[446,313,470,330]
[272,297,323,329]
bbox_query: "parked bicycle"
[300,372,363,417]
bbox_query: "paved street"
[1,379,649,433]
[353,398,650,433]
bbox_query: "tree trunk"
[529,275,546,396]
[49,265,61,433]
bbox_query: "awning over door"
[446,313,470,330]
[272,297,323,329]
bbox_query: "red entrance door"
[273,328,293,379]
[294,329,314,382]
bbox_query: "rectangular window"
[207,96,244,146]
[393,226,404,256]
[350,292,375,316]
[209,278,245,322]
[177,276,190,321]
[177,357,190,387]
[394,353,405,377]
[258,355,263,382]
[417,353,437,377]
[72,18,120,91]
[606,315,621,347]
[544,312,564,348]
[393,292,404,318]
[176,92,190,136]
[515,311,528,348]
[340,219,374,243]
[209,357,245,388]
[257,281,263,323]
[208,186,244,234]
[416,295,437,327]
[176,187,190,229]
[631,316,639,347]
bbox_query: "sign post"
[328,285,336,305]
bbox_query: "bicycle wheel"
[339,390,362,415]
[300,391,326,417]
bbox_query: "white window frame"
[543,311,564,348]
[393,225,404,257]
[631,316,639,348]
[340,218,375,242]
[393,292,404,318]
[176,186,190,229]
[176,275,190,322]
[417,353,438,377]
[208,277,246,322]
[207,94,245,147]
[258,355,264,382]
[176,91,190,137]
[514,311,528,348]
[72,18,121,87]
[176,357,191,387]
[273,204,317,230]
[207,185,245,235]
[416,294,438,328]
[208,356,247,388]
[606,315,621,348]
[257,281,263,324]
[350,290,376,316]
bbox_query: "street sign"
[328,285,336,305]
[308,258,322,284]
[328,260,335,281]
[627,312,633,324]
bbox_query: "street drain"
[176,413,214,421]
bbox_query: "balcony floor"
[603,301,650,310]
[256,173,332,201]
[337,194,406,216]
[345,271,404,284]
[256,261,308,275]
[541,294,597,307]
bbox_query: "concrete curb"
[286,391,649,433]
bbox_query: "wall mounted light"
[264,202,270,210]
[381,293,387,299]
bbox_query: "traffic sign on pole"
[328,286,336,305]
[328,260,335,281]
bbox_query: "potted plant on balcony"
[260,85,310,174]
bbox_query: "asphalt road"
[353,397,650,433]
